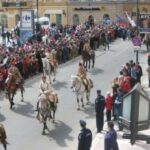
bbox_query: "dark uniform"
[78,128,92,150]
[104,129,119,150]
[95,92,105,132]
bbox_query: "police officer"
[95,90,105,133]
[78,120,92,150]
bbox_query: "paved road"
[0,39,146,150]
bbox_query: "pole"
[136,0,140,63]
[37,0,39,22]
[136,0,139,32]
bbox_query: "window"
[45,14,50,20]
[56,14,62,25]
[73,14,79,25]
[15,14,20,25]
[1,14,8,28]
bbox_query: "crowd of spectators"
[0,22,133,92]
[105,60,143,127]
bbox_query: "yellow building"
[0,0,150,29]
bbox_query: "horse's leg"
[53,71,56,82]
[88,59,91,69]
[92,55,95,68]
[10,91,15,109]
[21,87,24,102]
[3,140,7,150]
[42,122,46,135]
[52,108,56,123]
[86,90,90,105]
[81,93,84,108]
[46,71,51,84]
[77,94,80,110]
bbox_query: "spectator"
[105,92,113,122]
[104,121,119,150]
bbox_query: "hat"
[79,120,86,127]
[97,90,101,93]
[106,91,111,95]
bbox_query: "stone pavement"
[91,50,150,150]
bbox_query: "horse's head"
[71,75,80,88]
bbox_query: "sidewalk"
[91,52,150,150]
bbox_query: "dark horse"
[37,92,58,135]
[5,74,24,109]
[82,50,95,69]
[0,124,7,150]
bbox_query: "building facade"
[0,0,150,29]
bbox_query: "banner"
[139,13,150,33]
[20,29,33,43]
[21,10,34,28]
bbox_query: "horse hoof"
[77,108,80,111]
[53,79,55,82]
[21,99,24,102]
[42,131,45,135]
[86,102,89,105]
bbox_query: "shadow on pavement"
[0,112,6,122]
[89,68,104,75]
[82,103,95,119]
[53,81,68,90]
[46,121,74,147]
[12,101,35,118]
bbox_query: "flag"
[125,12,136,27]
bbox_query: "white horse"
[71,75,93,110]
[42,57,57,83]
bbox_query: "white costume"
[39,81,53,95]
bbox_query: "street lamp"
[36,0,39,22]
[134,0,140,63]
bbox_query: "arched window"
[73,14,79,25]
[15,14,20,25]
[88,15,94,25]
[1,14,8,28]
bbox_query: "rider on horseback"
[77,62,89,91]
[6,61,22,88]
[37,76,58,109]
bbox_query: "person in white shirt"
[35,76,53,111]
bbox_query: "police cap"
[79,120,86,127]
[97,90,101,94]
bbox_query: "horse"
[71,75,93,110]
[37,92,58,135]
[82,49,95,69]
[0,124,7,150]
[42,57,57,84]
[5,74,24,109]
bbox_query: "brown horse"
[82,49,95,69]
[37,92,58,135]
[5,74,24,109]
[0,124,7,150]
